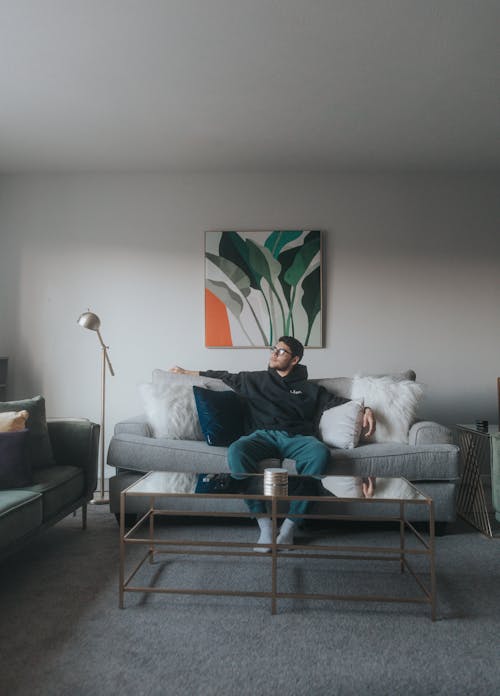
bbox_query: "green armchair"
[0,418,99,562]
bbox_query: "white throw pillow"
[350,375,423,443]
[0,410,29,432]
[139,382,204,440]
[319,400,364,449]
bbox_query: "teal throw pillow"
[193,386,245,447]
[0,429,32,488]
[0,396,55,469]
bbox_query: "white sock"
[277,518,296,545]
[254,517,273,553]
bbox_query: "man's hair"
[279,336,304,361]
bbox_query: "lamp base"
[91,495,110,505]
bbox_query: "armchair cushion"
[27,465,84,521]
[0,430,32,488]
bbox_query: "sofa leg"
[82,503,87,530]
[434,522,447,536]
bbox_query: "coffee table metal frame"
[119,473,436,620]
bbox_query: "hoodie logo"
[290,389,303,395]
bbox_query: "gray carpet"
[0,507,499,696]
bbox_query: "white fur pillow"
[139,382,204,440]
[350,375,423,443]
[319,400,364,449]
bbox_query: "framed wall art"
[205,230,322,348]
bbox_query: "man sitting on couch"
[171,336,376,549]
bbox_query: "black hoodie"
[200,364,347,437]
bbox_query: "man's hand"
[362,476,376,498]
[362,407,376,438]
[169,366,199,375]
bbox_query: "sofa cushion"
[0,396,55,469]
[0,429,32,488]
[328,442,459,480]
[108,433,231,474]
[108,431,459,481]
[26,465,85,522]
[193,386,245,446]
[351,375,423,444]
[0,490,43,548]
[318,400,364,449]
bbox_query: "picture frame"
[205,230,322,348]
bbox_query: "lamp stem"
[497,377,500,431]
[97,329,115,376]
[92,344,110,504]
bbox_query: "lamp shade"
[77,312,101,331]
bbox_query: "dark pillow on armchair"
[0,429,32,488]
[0,396,55,469]
[193,386,245,447]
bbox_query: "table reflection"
[321,476,423,500]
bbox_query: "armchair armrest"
[113,415,152,438]
[408,421,453,446]
[47,418,100,500]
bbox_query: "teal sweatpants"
[227,429,330,519]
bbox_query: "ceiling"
[1,0,499,173]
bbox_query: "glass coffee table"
[119,472,436,619]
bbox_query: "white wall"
[1,173,499,457]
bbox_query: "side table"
[456,424,499,537]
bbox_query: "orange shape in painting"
[205,288,232,346]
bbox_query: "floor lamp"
[77,311,115,504]
[498,377,500,430]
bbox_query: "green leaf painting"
[265,230,303,258]
[205,230,322,347]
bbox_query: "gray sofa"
[0,418,99,561]
[108,371,459,527]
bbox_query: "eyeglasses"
[270,346,292,356]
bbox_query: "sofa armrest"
[47,418,100,500]
[114,415,152,438]
[408,421,453,446]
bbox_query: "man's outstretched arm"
[169,366,200,375]
[169,366,243,392]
